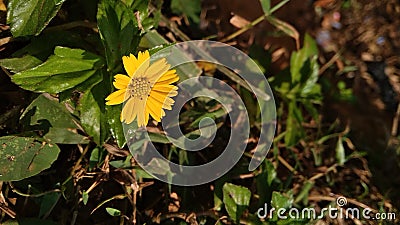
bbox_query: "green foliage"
[97,0,143,72]
[0,136,60,181]
[0,0,389,224]
[79,78,108,145]
[171,0,201,23]
[105,207,121,217]
[223,183,251,223]
[7,0,66,37]
[12,47,104,94]
[271,33,322,147]
[20,94,89,144]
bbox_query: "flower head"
[105,50,179,127]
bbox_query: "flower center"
[128,77,151,99]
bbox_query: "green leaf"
[0,55,42,73]
[58,67,103,102]
[260,0,271,14]
[223,183,251,223]
[97,0,142,71]
[82,191,89,205]
[80,77,108,145]
[20,94,89,144]
[256,160,277,206]
[271,191,293,209]
[7,0,66,37]
[294,181,314,204]
[39,192,61,218]
[106,207,121,216]
[266,15,299,48]
[89,147,106,170]
[299,56,320,96]
[284,101,304,147]
[140,30,202,80]
[12,47,104,94]
[289,33,318,85]
[171,0,201,23]
[0,136,60,181]
[336,137,345,166]
[106,105,126,148]
[12,31,98,60]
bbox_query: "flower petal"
[156,70,178,82]
[150,90,175,106]
[155,75,179,86]
[152,84,178,93]
[146,97,163,121]
[114,74,131,88]
[137,51,150,70]
[133,57,150,78]
[148,95,173,110]
[146,59,170,82]
[135,98,147,127]
[122,54,138,77]
[105,89,127,105]
[121,97,136,124]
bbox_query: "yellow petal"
[148,95,173,110]
[144,107,150,125]
[146,97,163,121]
[155,75,179,86]
[121,97,136,124]
[156,70,178,82]
[146,59,170,82]
[122,54,138,77]
[137,51,150,69]
[153,84,178,93]
[114,74,131,88]
[132,57,150,78]
[150,90,175,105]
[105,89,127,105]
[135,98,147,127]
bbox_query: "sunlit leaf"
[223,183,251,223]
[12,47,104,94]
[0,136,60,181]
[7,0,66,37]
[97,0,142,71]
[105,207,121,216]
[80,77,108,145]
[336,137,346,166]
[20,94,89,144]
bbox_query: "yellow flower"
[105,50,179,127]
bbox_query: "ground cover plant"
[0,0,399,224]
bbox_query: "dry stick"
[156,6,271,101]
[0,182,16,219]
[318,49,344,75]
[278,155,298,175]
[309,163,338,181]
[0,203,16,219]
[220,15,266,43]
[152,5,190,42]
[71,144,90,176]
[391,103,400,136]
[219,0,290,43]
